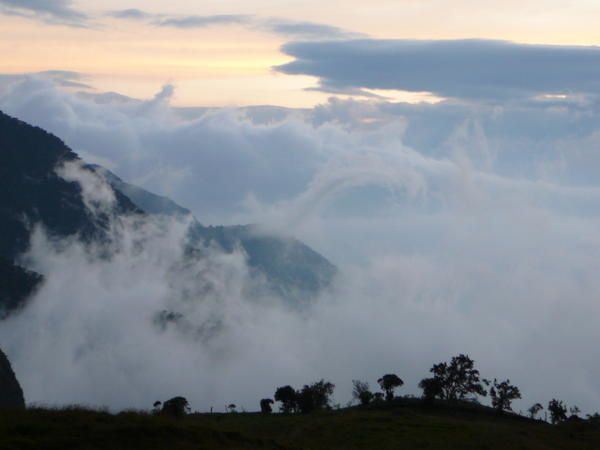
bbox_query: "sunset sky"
[2,0,600,106]
[4,0,600,414]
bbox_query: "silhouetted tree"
[489,379,521,413]
[297,380,335,414]
[424,354,488,401]
[377,374,404,401]
[419,377,443,404]
[152,401,162,414]
[260,398,274,414]
[161,397,190,418]
[569,406,581,417]
[352,380,373,406]
[275,385,298,413]
[548,399,568,424]
[528,403,543,419]
[227,403,237,413]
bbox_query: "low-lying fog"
[1,74,600,414]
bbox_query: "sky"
[1,0,600,106]
[2,0,600,415]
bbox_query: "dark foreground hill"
[1,403,599,450]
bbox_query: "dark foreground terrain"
[1,402,599,450]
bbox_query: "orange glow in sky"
[1,0,599,107]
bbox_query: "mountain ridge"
[0,110,335,315]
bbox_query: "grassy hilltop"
[2,400,599,450]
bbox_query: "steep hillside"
[0,259,42,317]
[0,348,25,409]
[92,164,336,301]
[190,224,336,300]
[0,111,139,263]
[93,165,191,217]
[0,111,141,314]
[0,111,335,315]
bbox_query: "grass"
[1,400,599,449]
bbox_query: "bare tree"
[352,380,373,405]
[528,403,543,419]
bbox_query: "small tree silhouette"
[161,397,190,418]
[352,380,373,406]
[275,385,298,413]
[419,377,443,404]
[377,374,404,401]
[227,403,237,413]
[260,398,274,414]
[548,399,568,424]
[297,380,335,414]
[528,403,543,419]
[489,379,521,413]
[423,354,488,401]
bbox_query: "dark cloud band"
[277,39,600,100]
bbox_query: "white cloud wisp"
[1,75,600,414]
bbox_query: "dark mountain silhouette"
[0,111,142,315]
[0,110,335,315]
[0,111,140,263]
[0,348,25,409]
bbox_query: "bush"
[352,380,373,406]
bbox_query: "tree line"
[155,353,587,424]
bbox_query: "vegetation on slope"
[1,401,600,450]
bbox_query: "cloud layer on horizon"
[277,39,600,100]
[2,74,600,413]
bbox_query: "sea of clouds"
[1,73,600,414]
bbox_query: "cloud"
[277,39,600,100]
[0,0,88,26]
[2,74,600,413]
[153,14,251,29]
[107,8,153,20]
[107,8,360,39]
[0,71,93,93]
[107,9,250,29]
[260,19,362,39]
[36,70,92,89]
[56,160,116,215]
